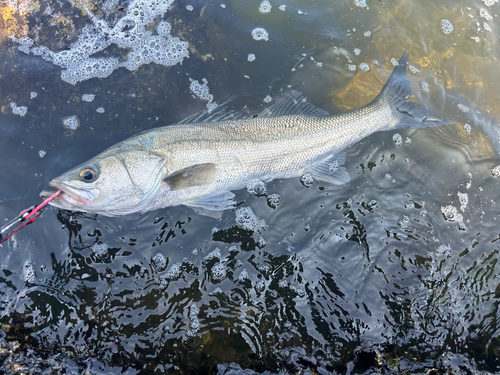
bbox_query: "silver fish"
[40,53,447,217]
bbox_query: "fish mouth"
[40,180,90,209]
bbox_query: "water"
[0,0,500,373]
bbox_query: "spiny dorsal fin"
[164,163,216,191]
[258,90,330,118]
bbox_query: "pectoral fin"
[185,190,236,218]
[164,163,217,191]
[308,153,350,185]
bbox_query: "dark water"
[1,0,500,373]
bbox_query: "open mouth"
[39,181,89,208]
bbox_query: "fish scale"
[40,53,448,217]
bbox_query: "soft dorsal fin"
[258,90,330,118]
[178,91,329,125]
[164,163,217,191]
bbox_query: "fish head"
[40,148,166,216]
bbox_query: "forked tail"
[376,52,450,130]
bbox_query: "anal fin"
[308,153,350,185]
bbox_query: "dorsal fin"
[178,90,330,125]
[258,90,330,118]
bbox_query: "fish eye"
[80,167,98,182]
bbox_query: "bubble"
[30,92,37,99]
[408,65,419,74]
[252,27,269,41]
[82,94,95,102]
[259,0,271,13]
[238,269,249,282]
[267,193,280,209]
[39,150,46,158]
[420,81,429,93]
[263,95,272,103]
[186,4,194,11]
[247,179,266,196]
[187,304,200,337]
[12,0,189,85]
[457,104,469,113]
[211,263,227,281]
[10,102,28,117]
[255,280,265,292]
[165,262,182,280]
[203,248,221,262]
[301,173,314,188]
[278,279,288,288]
[482,0,498,6]
[404,137,412,145]
[62,115,80,130]
[91,242,109,256]
[491,165,500,178]
[353,48,361,56]
[151,253,167,272]
[392,133,403,146]
[363,31,371,37]
[279,4,286,11]
[235,207,267,232]
[355,0,368,8]
[436,244,451,256]
[96,107,105,113]
[24,261,36,284]
[441,205,463,222]
[247,53,256,62]
[359,63,370,72]
[479,8,492,20]
[440,19,454,34]
[348,64,356,71]
[189,78,217,113]
[457,192,468,211]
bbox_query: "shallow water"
[0,0,500,373]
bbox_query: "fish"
[40,53,448,218]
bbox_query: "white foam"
[10,102,28,117]
[457,192,468,211]
[247,179,266,196]
[235,207,267,232]
[189,78,217,113]
[491,165,500,178]
[267,193,280,208]
[30,92,37,99]
[39,150,46,158]
[359,62,370,72]
[252,27,269,41]
[96,107,105,113]
[211,263,227,281]
[440,19,454,34]
[62,115,80,130]
[91,242,108,256]
[392,133,403,146]
[259,0,272,13]
[13,0,189,85]
[301,173,314,187]
[247,53,256,62]
[24,261,36,284]
[151,253,167,272]
[82,94,96,102]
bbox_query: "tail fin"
[377,52,450,130]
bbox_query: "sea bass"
[40,53,447,217]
